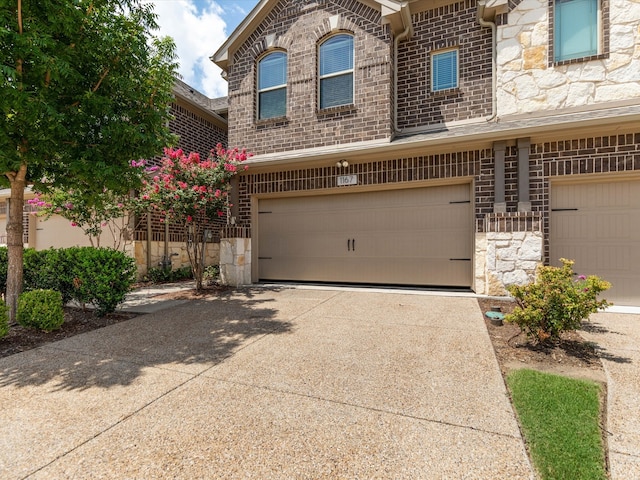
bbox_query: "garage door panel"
[551,179,640,306]
[258,184,472,287]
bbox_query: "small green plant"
[17,289,64,332]
[506,259,611,343]
[0,299,9,338]
[203,265,219,286]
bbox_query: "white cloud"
[149,0,230,98]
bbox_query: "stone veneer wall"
[475,212,543,295]
[497,0,640,115]
[219,226,252,287]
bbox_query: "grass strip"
[507,369,606,480]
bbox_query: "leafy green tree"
[1,0,178,319]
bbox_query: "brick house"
[213,0,640,305]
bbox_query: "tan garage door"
[550,178,640,306]
[257,184,473,287]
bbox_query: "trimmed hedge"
[0,246,136,316]
[17,289,64,331]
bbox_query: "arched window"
[258,51,287,119]
[318,34,354,109]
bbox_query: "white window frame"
[318,34,355,110]
[257,51,287,120]
[431,48,459,93]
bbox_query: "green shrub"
[70,247,136,316]
[506,259,611,343]
[0,299,8,338]
[17,289,64,332]
[145,265,193,283]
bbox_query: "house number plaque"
[337,174,358,186]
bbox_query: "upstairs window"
[431,49,458,92]
[258,51,287,120]
[554,0,598,62]
[319,34,354,109]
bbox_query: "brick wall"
[236,148,490,225]
[227,0,392,155]
[169,103,227,156]
[396,0,493,129]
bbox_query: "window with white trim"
[554,0,599,62]
[318,34,354,109]
[258,51,287,120]
[431,48,458,92]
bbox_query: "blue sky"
[149,1,261,98]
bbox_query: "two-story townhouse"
[213,0,640,306]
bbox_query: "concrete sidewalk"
[1,287,534,479]
[583,312,640,479]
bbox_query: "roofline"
[211,0,408,72]
[242,104,640,170]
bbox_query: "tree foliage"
[0,0,178,319]
[133,146,249,290]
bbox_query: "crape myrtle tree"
[0,0,178,319]
[134,146,249,291]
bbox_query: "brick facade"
[215,0,640,297]
[396,0,493,129]
[227,0,392,155]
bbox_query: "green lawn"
[507,369,607,480]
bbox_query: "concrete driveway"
[0,287,533,479]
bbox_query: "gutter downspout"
[477,0,497,122]
[393,3,413,135]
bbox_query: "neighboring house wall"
[169,101,227,155]
[227,0,393,155]
[497,0,640,116]
[396,0,493,130]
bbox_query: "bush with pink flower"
[133,144,250,290]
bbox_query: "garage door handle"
[352,239,356,251]
[347,239,351,251]
[347,239,356,251]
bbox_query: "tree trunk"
[6,165,28,322]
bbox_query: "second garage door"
[257,183,473,287]
[550,178,640,306]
